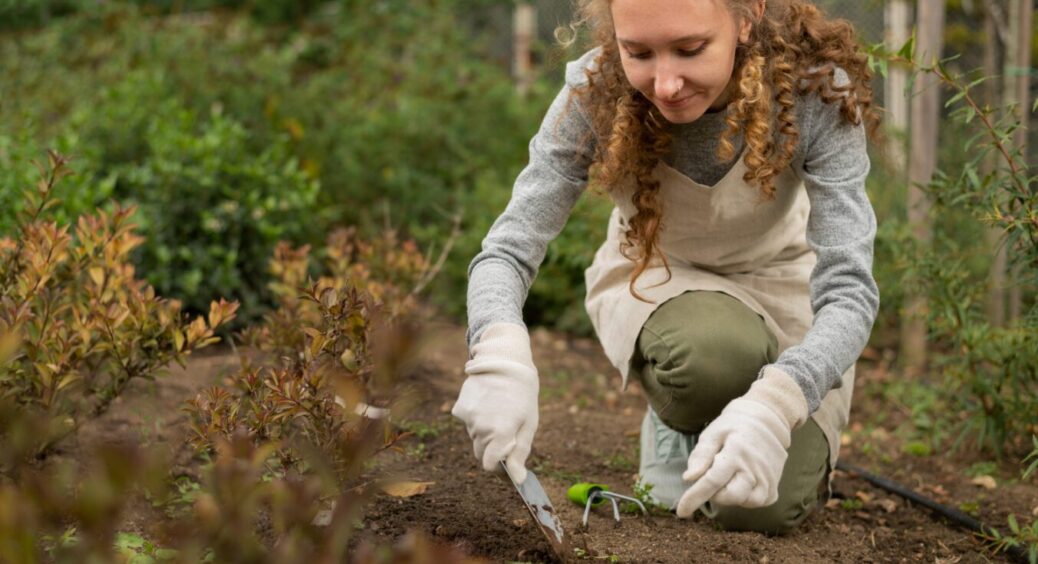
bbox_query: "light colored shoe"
[636,407,697,510]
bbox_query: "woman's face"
[610,0,753,124]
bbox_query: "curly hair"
[560,0,881,302]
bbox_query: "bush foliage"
[0,152,470,562]
[186,227,431,481]
[0,0,601,333]
[0,152,234,458]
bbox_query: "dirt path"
[52,319,1035,563]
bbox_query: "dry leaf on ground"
[970,475,997,490]
[876,498,898,513]
[381,481,435,498]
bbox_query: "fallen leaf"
[1031,505,1037,517]
[825,498,841,509]
[876,499,898,513]
[970,475,997,490]
[380,481,434,498]
[928,484,950,498]
[870,428,890,440]
[855,491,874,504]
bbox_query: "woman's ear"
[738,0,766,43]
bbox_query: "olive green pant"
[631,291,830,534]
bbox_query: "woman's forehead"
[611,0,734,43]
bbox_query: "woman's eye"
[627,51,652,60]
[677,45,707,57]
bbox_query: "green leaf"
[155,548,179,560]
[115,532,147,551]
[966,166,980,188]
[897,33,916,60]
[945,89,968,108]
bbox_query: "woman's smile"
[657,94,696,110]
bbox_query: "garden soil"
[55,317,1037,563]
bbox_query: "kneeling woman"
[452,0,880,535]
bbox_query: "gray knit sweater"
[466,49,879,415]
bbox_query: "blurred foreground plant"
[185,227,434,480]
[180,227,482,561]
[0,152,475,562]
[0,151,236,459]
[0,400,480,564]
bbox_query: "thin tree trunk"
[1003,0,1032,322]
[900,1,945,374]
[983,1,1007,327]
[885,0,912,149]
[513,3,537,97]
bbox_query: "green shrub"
[0,152,234,458]
[1,1,603,332]
[108,104,320,325]
[0,130,113,235]
[868,43,1038,455]
[0,0,81,31]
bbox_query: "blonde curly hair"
[561,0,881,302]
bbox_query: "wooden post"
[885,0,912,146]
[983,1,1007,327]
[1003,0,1032,322]
[900,0,945,374]
[513,2,537,97]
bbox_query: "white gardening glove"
[675,366,809,517]
[451,322,539,484]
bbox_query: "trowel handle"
[567,482,610,507]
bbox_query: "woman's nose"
[654,64,683,100]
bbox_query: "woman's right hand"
[451,322,539,484]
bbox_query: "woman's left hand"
[675,367,809,517]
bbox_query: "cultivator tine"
[582,490,647,527]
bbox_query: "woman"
[451,0,880,535]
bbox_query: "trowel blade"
[502,462,573,562]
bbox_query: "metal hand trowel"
[501,461,573,562]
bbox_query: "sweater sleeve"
[465,52,599,351]
[771,69,880,414]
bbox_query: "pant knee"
[708,502,809,535]
[634,292,778,433]
[702,420,830,535]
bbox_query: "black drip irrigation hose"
[836,461,1032,564]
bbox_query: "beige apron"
[584,159,853,467]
